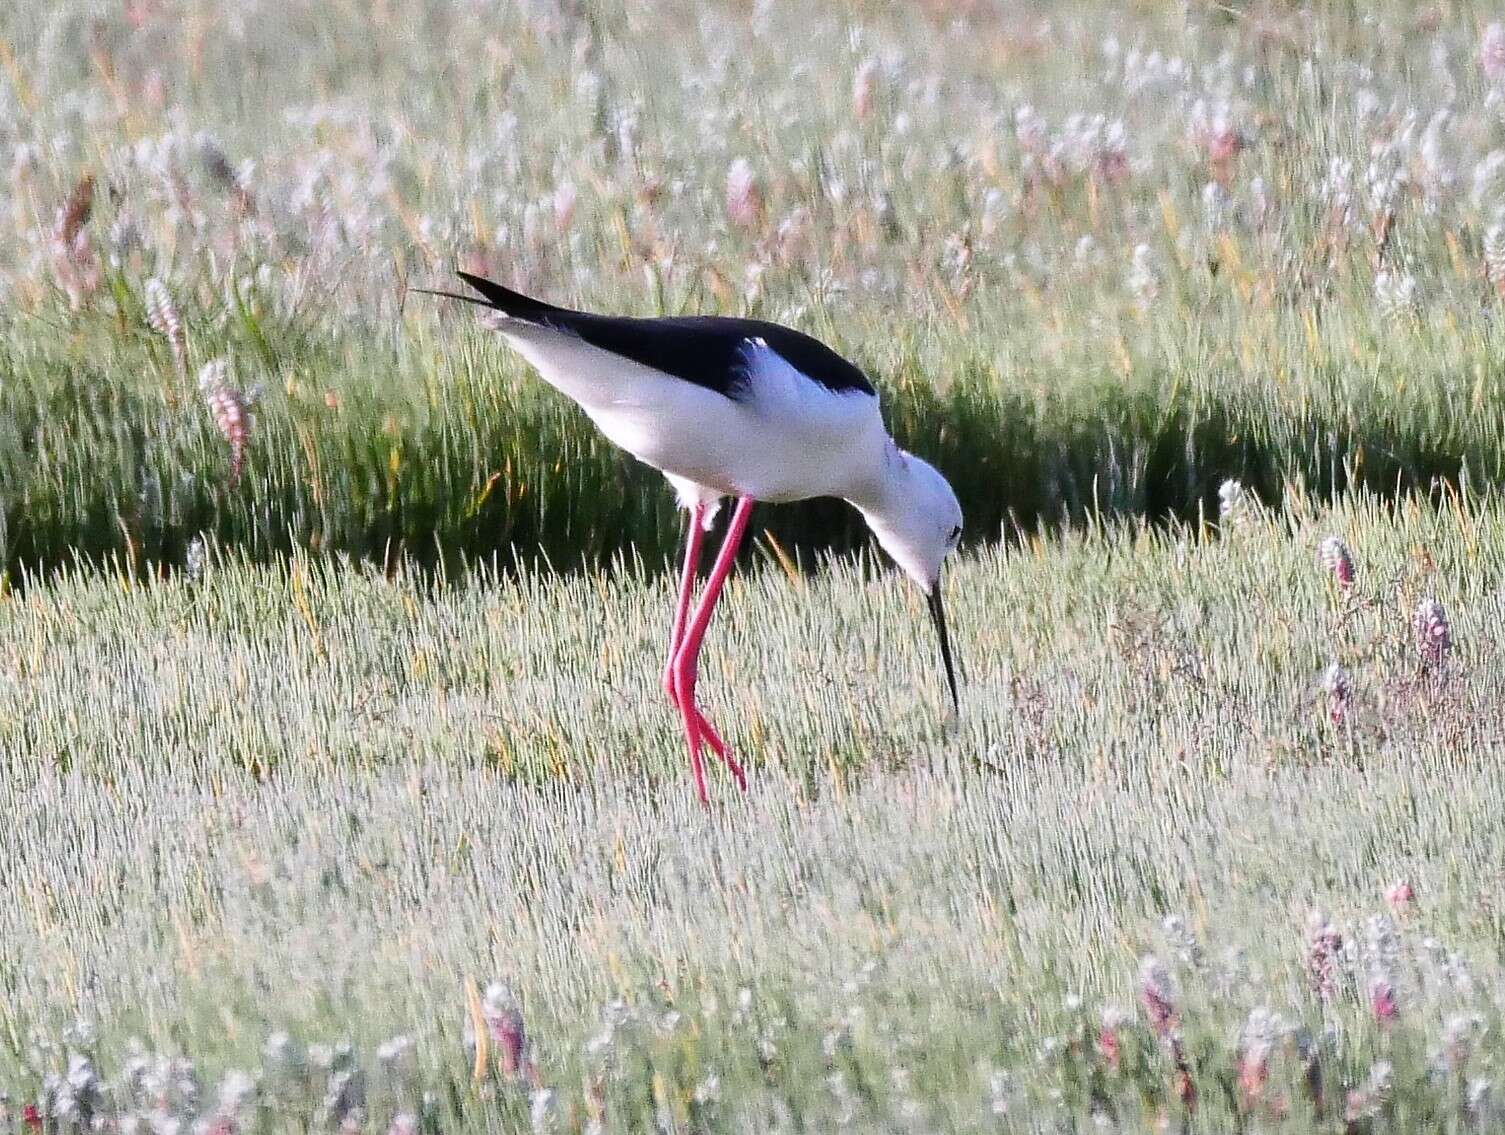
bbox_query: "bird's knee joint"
[671,658,696,700]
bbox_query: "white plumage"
[497,322,890,511]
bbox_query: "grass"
[7,493,1505,1130]
[12,0,1505,1128]
[10,0,1505,577]
[12,310,1505,583]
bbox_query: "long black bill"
[927,583,959,712]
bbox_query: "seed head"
[1412,597,1451,666]
[1321,663,1353,727]
[1468,1079,1494,1126]
[214,1070,256,1119]
[852,59,880,120]
[530,1088,558,1133]
[482,983,530,1079]
[1138,955,1177,1037]
[1305,911,1344,1000]
[1126,243,1158,311]
[552,182,577,233]
[198,360,251,487]
[1217,478,1249,524]
[1485,223,1505,295]
[1237,1008,1286,1109]
[1441,1013,1482,1074]
[1484,23,1505,84]
[145,277,187,373]
[1160,914,1204,969]
[1374,269,1418,323]
[1384,880,1415,915]
[1346,1061,1393,1123]
[725,158,762,228]
[376,1035,415,1068]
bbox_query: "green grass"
[11,307,1505,583]
[8,0,1505,577]
[6,494,1505,1130]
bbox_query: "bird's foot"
[690,707,747,791]
[679,702,748,800]
[671,668,747,799]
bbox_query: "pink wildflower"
[1095,123,1130,184]
[1096,1008,1126,1070]
[1345,1090,1369,1124]
[1318,535,1356,591]
[1369,979,1398,1025]
[1189,100,1244,182]
[1384,880,1415,916]
[1096,1027,1120,1068]
[1138,955,1177,1037]
[481,983,534,1082]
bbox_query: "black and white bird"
[423,271,963,803]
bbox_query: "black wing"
[456,271,876,400]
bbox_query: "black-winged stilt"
[423,272,963,803]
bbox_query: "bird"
[420,271,963,804]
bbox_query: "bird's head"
[852,447,963,709]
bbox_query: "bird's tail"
[411,271,562,323]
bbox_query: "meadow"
[8,497,1505,1133]
[9,0,1505,1130]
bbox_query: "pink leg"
[672,496,755,803]
[661,501,742,785]
[662,503,708,700]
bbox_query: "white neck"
[841,438,908,516]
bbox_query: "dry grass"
[7,494,1505,1129]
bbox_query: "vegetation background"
[6,0,1505,1131]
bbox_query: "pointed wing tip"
[448,272,557,320]
[409,285,492,308]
